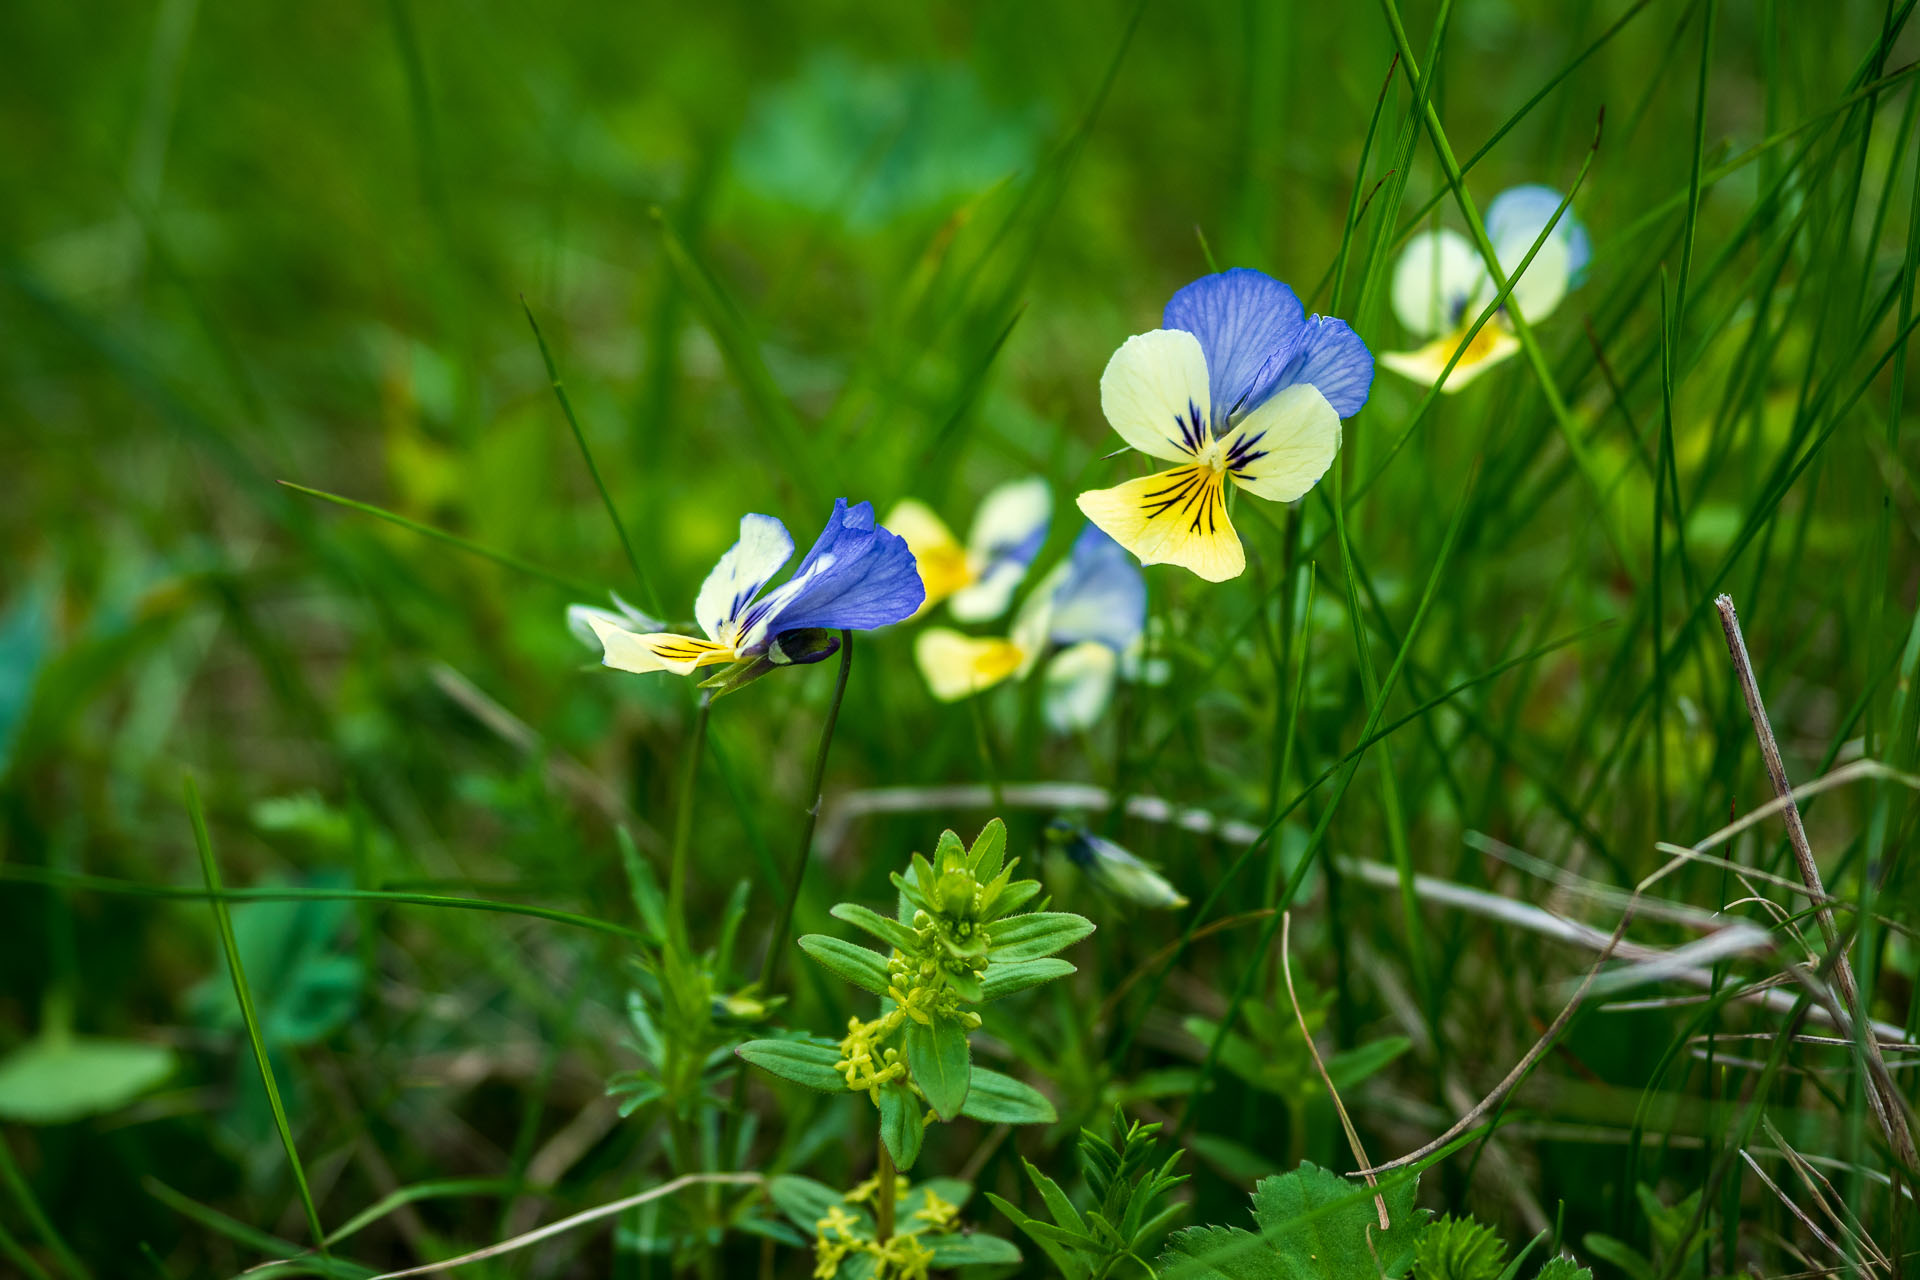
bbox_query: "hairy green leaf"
[736,1038,846,1092]
[960,1066,1056,1124]
[986,911,1094,961]
[907,1014,971,1121]
[797,934,892,995]
[878,1079,924,1170]
[981,957,1075,1000]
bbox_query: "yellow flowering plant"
[736,819,1092,1275]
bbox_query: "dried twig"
[1714,594,1918,1169]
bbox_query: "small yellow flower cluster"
[884,975,983,1031]
[911,1188,959,1231]
[810,1198,941,1280]
[845,1173,912,1206]
[835,1013,907,1098]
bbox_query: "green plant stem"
[761,631,854,989]
[668,694,714,956]
[875,1137,896,1244]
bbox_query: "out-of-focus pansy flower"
[1380,184,1589,392]
[1076,268,1372,583]
[914,523,1147,732]
[883,477,1051,622]
[1044,820,1188,910]
[578,500,923,690]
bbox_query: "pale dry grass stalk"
[1713,594,1918,1169]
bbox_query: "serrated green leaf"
[797,934,892,995]
[830,902,918,951]
[924,1232,1022,1265]
[1414,1217,1508,1280]
[1158,1162,1428,1279]
[907,1014,971,1121]
[981,957,1075,1000]
[878,1079,924,1169]
[1533,1257,1592,1280]
[736,1038,846,1092]
[987,911,1094,961]
[961,1066,1055,1124]
[968,818,1007,880]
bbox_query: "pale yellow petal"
[1099,329,1213,462]
[882,499,972,614]
[914,628,1027,701]
[1377,327,1521,392]
[1076,467,1245,583]
[589,616,736,677]
[1220,383,1341,504]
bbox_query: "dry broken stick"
[1713,593,1918,1170]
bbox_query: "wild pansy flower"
[915,523,1146,732]
[883,477,1051,621]
[1380,184,1590,392]
[581,499,923,684]
[1076,268,1373,583]
[1044,819,1188,910]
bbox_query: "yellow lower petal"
[1378,326,1520,392]
[915,628,1026,701]
[590,616,736,676]
[1076,466,1245,583]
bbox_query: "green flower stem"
[760,631,853,989]
[874,1136,896,1245]
[668,694,713,955]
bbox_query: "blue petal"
[745,499,926,645]
[1163,268,1307,421]
[1047,523,1146,653]
[1269,315,1375,418]
[1486,184,1590,286]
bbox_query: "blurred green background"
[4,0,1919,1275]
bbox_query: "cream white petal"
[1392,228,1487,338]
[1494,226,1573,324]
[1220,383,1341,504]
[1042,641,1119,734]
[693,513,794,642]
[1099,328,1214,462]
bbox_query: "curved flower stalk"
[572,499,923,696]
[914,523,1149,732]
[1077,268,1374,582]
[883,476,1052,622]
[1380,184,1590,392]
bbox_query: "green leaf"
[945,966,984,1003]
[187,876,362,1047]
[906,1014,971,1121]
[736,1038,846,1092]
[1157,1162,1428,1279]
[968,818,1007,880]
[0,1034,175,1124]
[878,1080,924,1170]
[830,902,918,951]
[960,1066,1056,1124]
[1533,1258,1592,1280]
[925,1232,1023,1265]
[986,1192,1091,1280]
[1414,1217,1508,1280]
[933,829,966,868]
[981,957,1075,1000]
[0,573,53,775]
[797,935,892,995]
[768,1175,871,1237]
[1327,1036,1414,1089]
[986,911,1094,961]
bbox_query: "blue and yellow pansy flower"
[1380,184,1589,392]
[1076,268,1373,582]
[580,498,923,679]
[914,522,1147,732]
[883,477,1051,622]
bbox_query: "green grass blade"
[184,776,328,1256]
[522,300,661,617]
[278,481,605,597]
